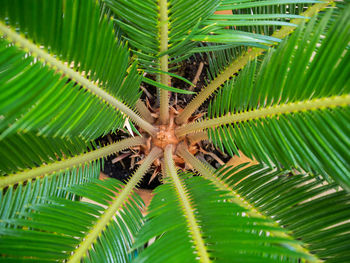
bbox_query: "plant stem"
[187,131,209,144]
[159,0,170,124]
[135,99,155,124]
[175,1,333,124]
[177,142,261,215]
[68,146,162,263]
[164,145,211,263]
[0,22,157,136]
[0,137,146,189]
[176,143,320,262]
[176,94,350,137]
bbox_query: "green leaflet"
[0,178,144,263]
[207,9,350,190]
[0,160,101,228]
[103,0,221,68]
[0,37,124,140]
[0,132,93,175]
[217,0,320,10]
[217,164,350,262]
[134,174,315,262]
[0,0,142,106]
[142,77,195,95]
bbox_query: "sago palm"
[0,0,349,262]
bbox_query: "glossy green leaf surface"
[0,178,144,263]
[0,37,126,141]
[0,0,142,105]
[134,174,314,262]
[0,160,100,228]
[208,8,350,190]
[0,132,93,175]
[217,164,350,262]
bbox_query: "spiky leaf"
[0,178,144,263]
[203,8,350,189]
[217,164,350,262]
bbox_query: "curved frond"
[219,164,350,262]
[104,0,320,69]
[0,160,100,227]
[193,0,320,45]
[176,1,332,124]
[177,8,350,189]
[0,178,143,263]
[0,147,162,262]
[0,132,93,175]
[134,171,316,262]
[206,1,316,80]
[103,0,221,68]
[0,0,141,105]
[0,136,145,188]
[0,0,157,137]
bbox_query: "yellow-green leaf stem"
[175,1,333,124]
[176,94,350,137]
[176,143,320,262]
[0,23,157,136]
[164,145,211,263]
[0,137,146,189]
[176,142,258,215]
[68,147,162,263]
[135,99,155,124]
[187,131,209,144]
[159,0,170,124]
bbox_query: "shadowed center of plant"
[132,107,202,182]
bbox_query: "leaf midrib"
[0,22,157,136]
[176,94,350,137]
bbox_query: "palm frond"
[0,0,141,105]
[176,1,332,124]
[0,33,131,140]
[0,132,93,175]
[191,0,319,46]
[0,0,157,138]
[0,160,100,227]
[177,7,350,189]
[0,136,145,189]
[0,178,143,263]
[102,0,221,68]
[218,164,350,262]
[134,171,317,262]
[0,146,162,262]
[205,1,315,79]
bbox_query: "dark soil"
[96,53,230,190]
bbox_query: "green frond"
[176,1,332,125]
[134,173,316,262]
[0,136,145,188]
[103,0,221,68]
[0,0,142,106]
[0,132,93,175]
[103,0,320,69]
[0,178,143,263]
[199,1,320,77]
[176,142,320,260]
[190,0,322,51]
[218,164,350,262]
[164,145,210,262]
[186,8,350,189]
[0,160,100,227]
[0,147,162,262]
[0,34,120,141]
[0,0,157,138]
